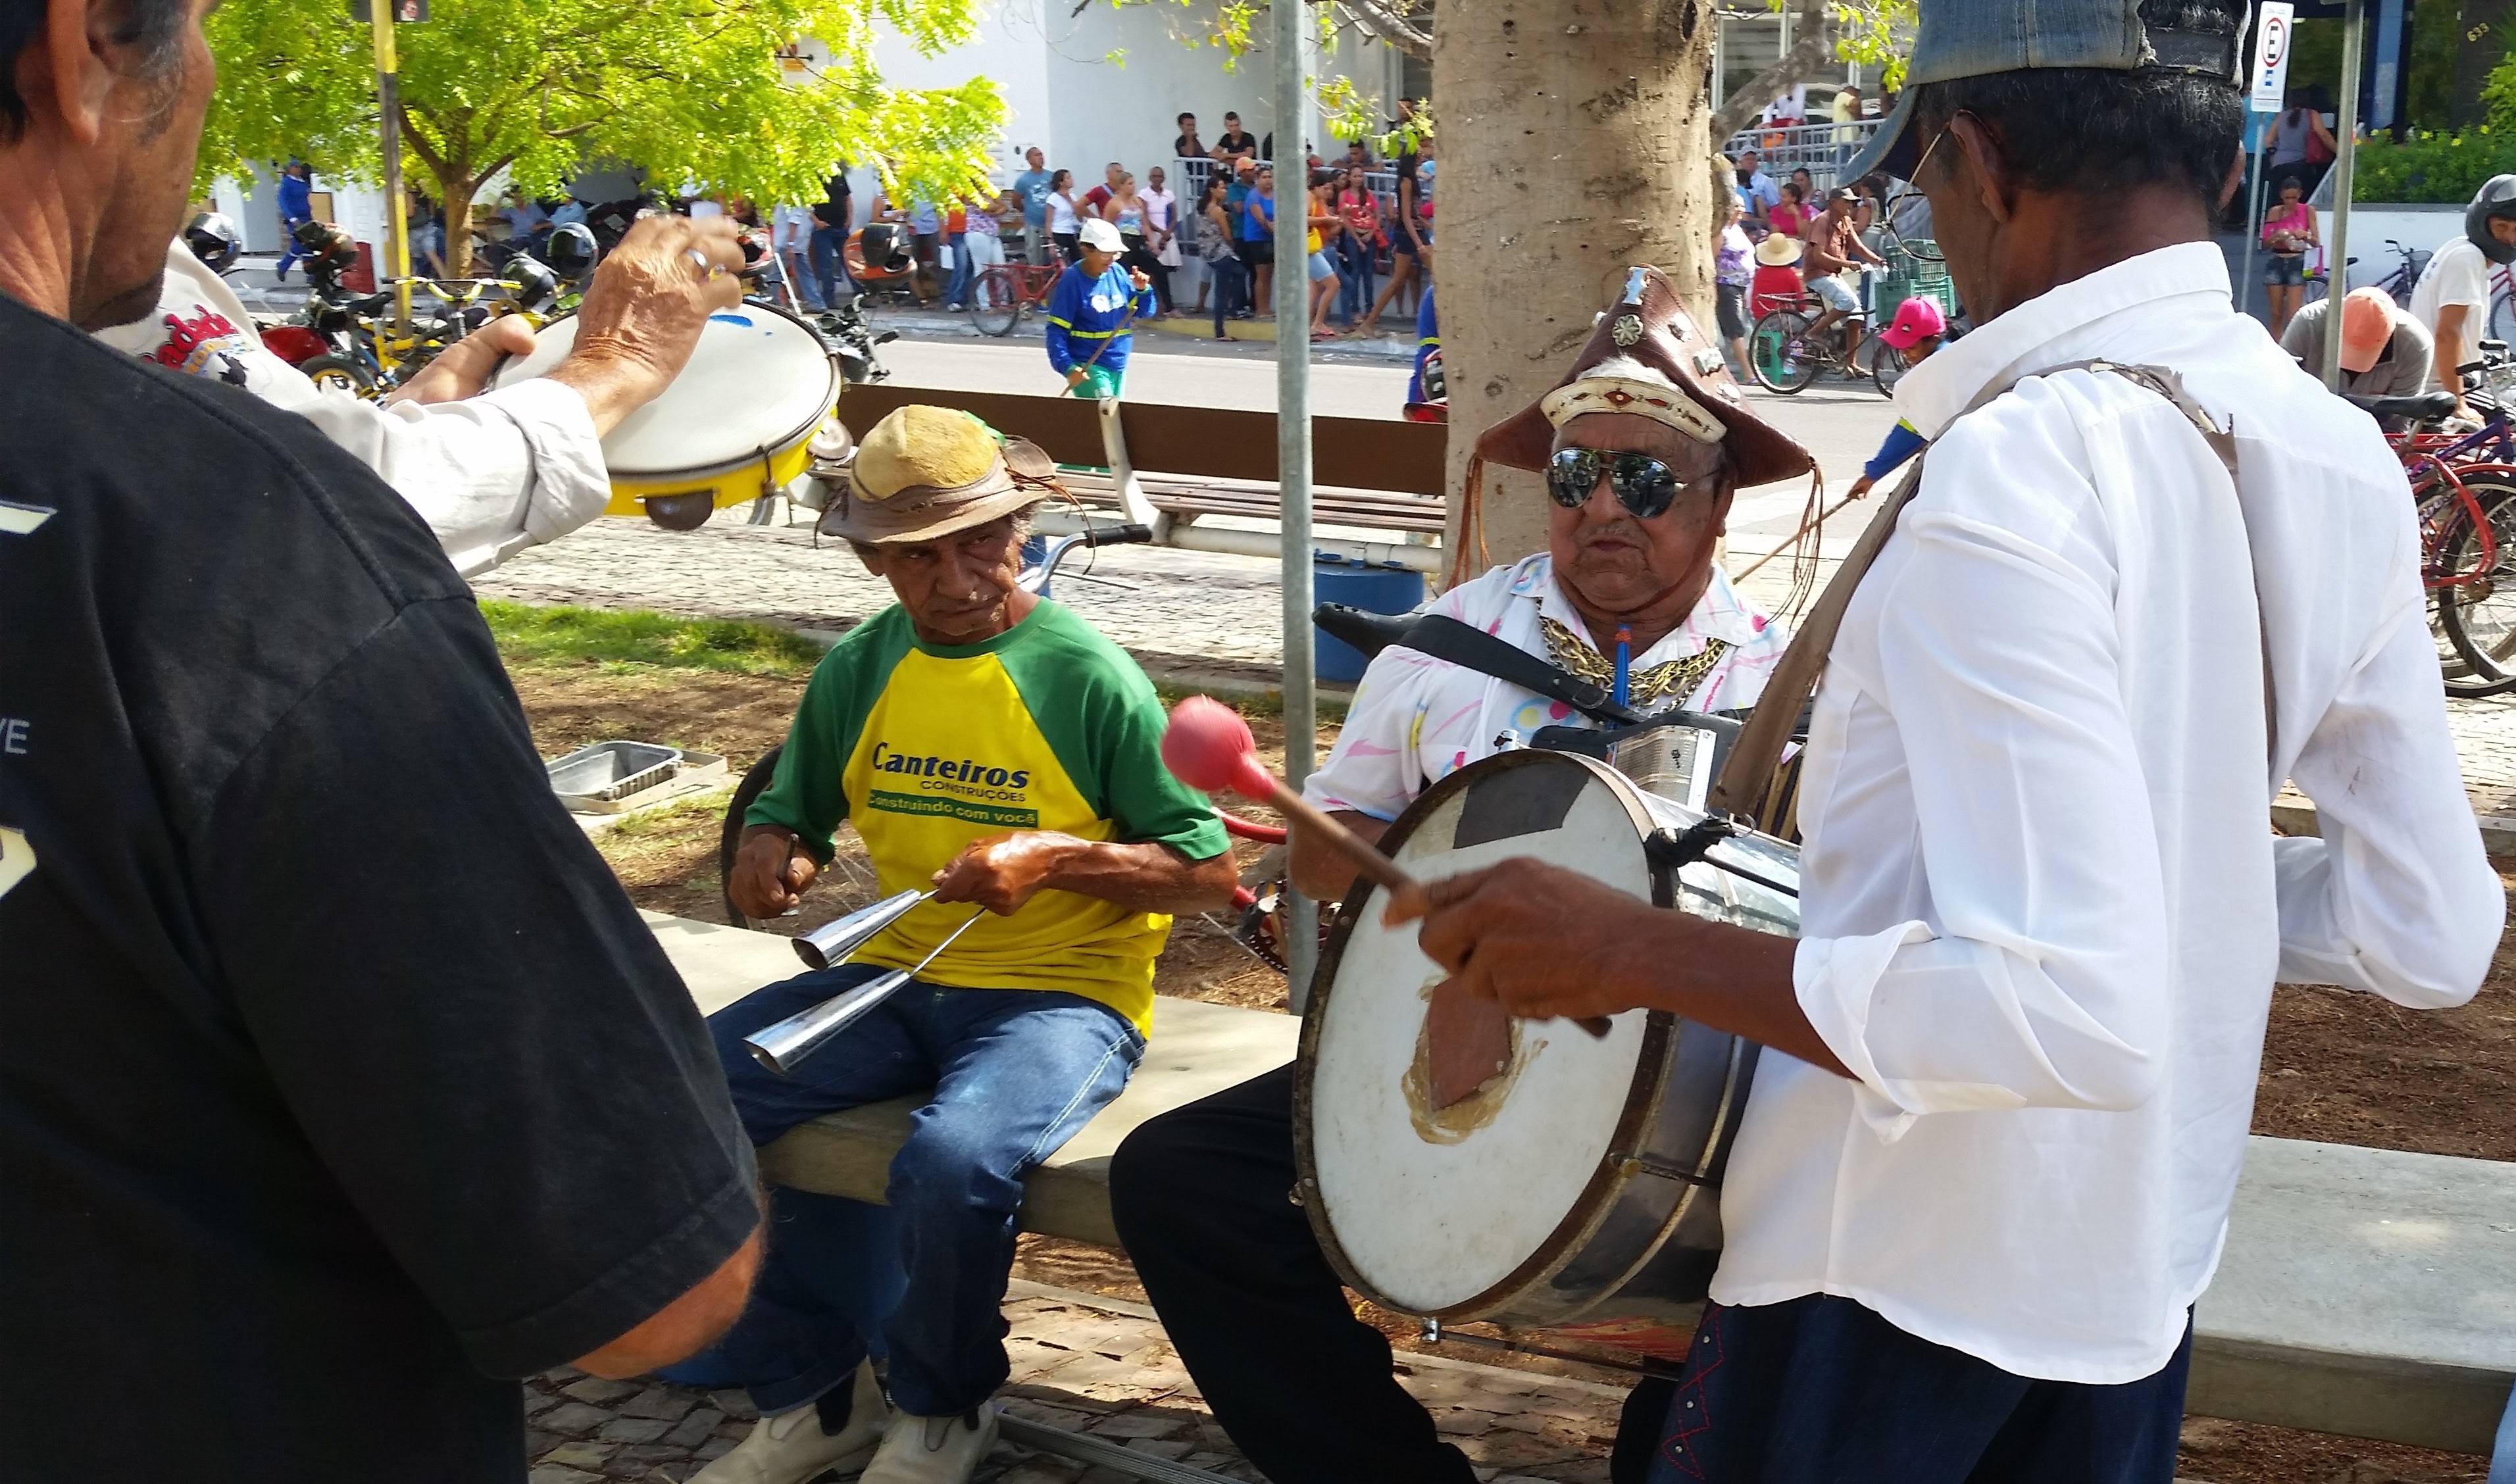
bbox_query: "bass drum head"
[491,303,837,481]
[1297,750,1664,1320]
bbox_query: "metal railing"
[1172,157,1405,209]
[1723,118,1882,191]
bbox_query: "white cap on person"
[1078,218,1124,253]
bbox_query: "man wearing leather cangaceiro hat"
[1472,263,1814,490]
[1104,267,1823,1484]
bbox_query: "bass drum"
[1295,747,1797,1330]
[490,301,838,529]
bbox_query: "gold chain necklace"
[1541,616,1729,710]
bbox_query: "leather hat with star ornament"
[1472,265,1815,489]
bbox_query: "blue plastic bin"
[1313,556,1425,683]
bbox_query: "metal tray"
[547,740,683,805]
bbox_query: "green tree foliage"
[199,0,1007,273]
[2346,126,2516,202]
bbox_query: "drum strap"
[1705,359,2250,828]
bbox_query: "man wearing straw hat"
[1402,0,2500,1478]
[1111,267,1817,1484]
[696,405,1237,1484]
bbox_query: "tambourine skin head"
[489,301,838,522]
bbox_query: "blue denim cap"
[1843,0,2249,181]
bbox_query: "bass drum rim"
[1292,749,1690,1324]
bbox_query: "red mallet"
[1160,697,1611,1039]
[1164,696,1421,912]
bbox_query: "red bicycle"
[968,260,1065,338]
[2357,387,2516,697]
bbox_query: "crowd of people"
[724,108,1436,345]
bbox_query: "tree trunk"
[1435,0,1723,576]
[434,163,476,278]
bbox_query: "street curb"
[786,624,1352,709]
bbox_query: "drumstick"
[1731,487,1869,581]
[1161,697,1612,1039]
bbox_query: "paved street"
[520,1281,1623,1483]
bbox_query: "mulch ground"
[514,656,2515,1484]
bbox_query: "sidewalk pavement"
[519,1280,1624,1483]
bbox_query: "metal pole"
[2237,120,2263,319]
[370,4,412,331]
[2321,0,2365,389]
[1273,0,1319,1010]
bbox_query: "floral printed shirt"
[1305,553,1789,821]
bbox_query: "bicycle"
[2350,377,2516,697]
[967,259,1065,338]
[299,276,541,397]
[2302,239,2428,312]
[1748,282,1894,396]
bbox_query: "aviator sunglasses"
[1545,448,1705,520]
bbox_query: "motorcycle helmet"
[184,211,241,273]
[543,222,600,282]
[503,254,559,312]
[2467,174,2516,265]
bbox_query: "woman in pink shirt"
[2261,173,2319,339]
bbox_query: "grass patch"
[482,601,826,677]
[1152,680,1349,724]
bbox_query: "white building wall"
[873,0,1405,189]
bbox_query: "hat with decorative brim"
[821,405,1061,545]
[1472,265,1813,489]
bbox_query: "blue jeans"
[944,232,973,307]
[811,224,851,309]
[1644,1296,2192,1483]
[1210,256,1247,337]
[690,966,1143,1418]
[1337,239,1374,326]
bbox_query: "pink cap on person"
[1877,296,1947,350]
[2339,287,2394,375]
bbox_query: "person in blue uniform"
[1045,218,1156,401]
[272,161,314,281]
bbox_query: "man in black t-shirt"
[0,4,765,1481]
[1211,110,1257,161]
[1172,110,1205,159]
[811,167,856,309]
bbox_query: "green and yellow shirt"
[747,600,1230,1033]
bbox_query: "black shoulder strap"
[1312,605,1648,726]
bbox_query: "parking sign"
[2250,3,2294,113]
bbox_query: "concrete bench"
[643,911,2516,1455]
[644,911,1298,1250]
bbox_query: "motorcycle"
[777,294,897,522]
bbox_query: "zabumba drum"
[1294,746,1799,1329]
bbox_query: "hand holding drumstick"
[1159,697,1610,1038]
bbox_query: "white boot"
[856,1403,999,1484]
[689,1360,887,1484]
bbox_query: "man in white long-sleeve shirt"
[1399,2,2502,1480]
[95,213,741,576]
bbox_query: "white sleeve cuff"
[1794,923,2034,1141]
[477,378,610,551]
